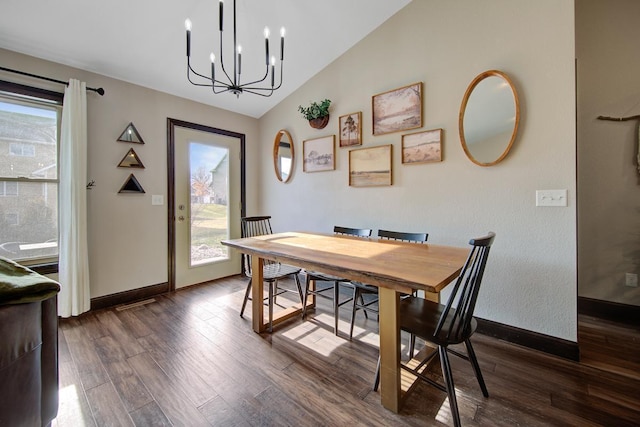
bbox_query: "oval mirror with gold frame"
[273,129,294,183]
[459,70,520,166]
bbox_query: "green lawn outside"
[190,203,228,246]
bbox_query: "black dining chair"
[302,226,372,335]
[348,229,429,340]
[238,216,304,332]
[373,232,495,427]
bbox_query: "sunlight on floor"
[278,311,425,363]
[53,384,92,427]
[436,399,453,425]
[282,313,347,357]
[349,323,381,347]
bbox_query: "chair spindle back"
[241,216,275,276]
[334,226,372,237]
[378,229,428,243]
[242,216,273,239]
[435,232,495,342]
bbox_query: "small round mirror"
[273,129,294,183]
[459,70,520,166]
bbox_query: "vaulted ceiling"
[0,0,411,118]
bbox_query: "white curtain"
[58,79,90,317]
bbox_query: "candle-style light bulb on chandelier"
[185,0,285,98]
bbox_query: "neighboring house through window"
[10,142,36,156]
[0,181,18,196]
[0,82,62,265]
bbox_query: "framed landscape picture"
[349,144,392,187]
[303,135,335,172]
[402,128,443,164]
[339,112,362,147]
[372,82,423,135]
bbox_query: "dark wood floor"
[53,276,640,426]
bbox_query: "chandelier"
[184,0,285,97]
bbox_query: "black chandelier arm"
[238,60,284,92]
[187,61,212,83]
[190,80,215,88]
[266,60,284,91]
[272,61,284,90]
[187,57,283,97]
[211,85,234,95]
[186,66,229,92]
[188,56,237,91]
[186,33,234,89]
[237,65,270,88]
[186,68,212,87]
[241,88,274,97]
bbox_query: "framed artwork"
[402,128,443,164]
[349,144,392,187]
[372,82,423,136]
[339,112,362,147]
[303,135,335,172]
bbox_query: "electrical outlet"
[625,273,638,287]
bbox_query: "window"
[10,142,36,157]
[0,181,18,196]
[0,84,62,264]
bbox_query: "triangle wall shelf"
[118,174,145,194]
[118,148,145,168]
[117,122,145,144]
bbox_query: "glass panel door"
[173,124,242,289]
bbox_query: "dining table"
[222,231,470,413]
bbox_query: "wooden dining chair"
[348,229,429,340]
[373,232,495,427]
[302,226,372,335]
[238,216,304,332]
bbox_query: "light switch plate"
[536,189,567,207]
[152,195,164,206]
[625,273,638,287]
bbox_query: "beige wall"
[576,0,640,306]
[1,0,581,341]
[259,0,577,340]
[0,48,260,299]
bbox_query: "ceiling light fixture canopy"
[185,0,285,98]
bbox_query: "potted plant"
[298,99,331,129]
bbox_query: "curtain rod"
[0,66,105,96]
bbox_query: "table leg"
[251,256,265,333]
[378,286,401,412]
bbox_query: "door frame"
[167,118,246,291]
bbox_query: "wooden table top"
[223,232,469,294]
